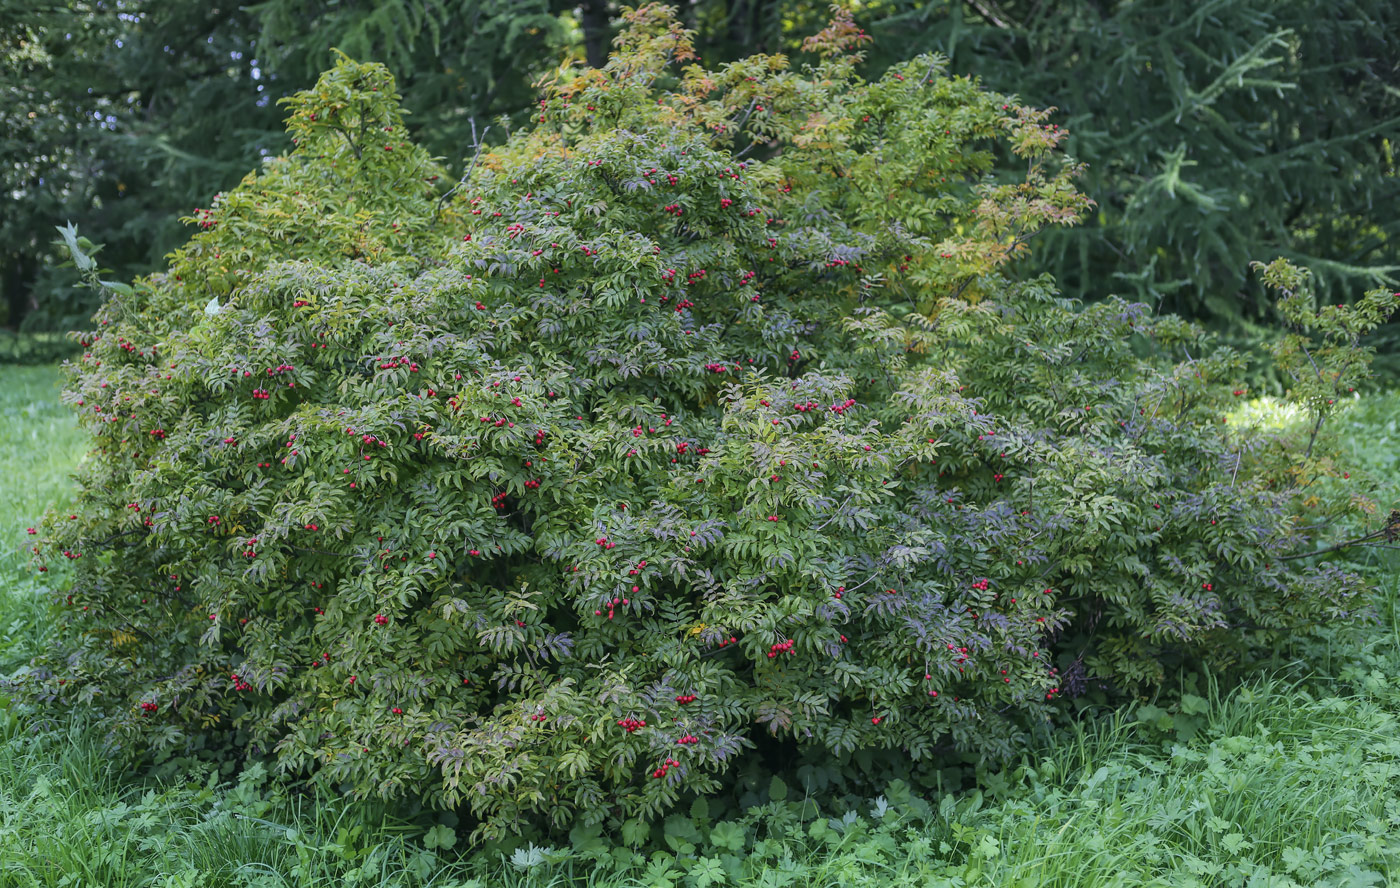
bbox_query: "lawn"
[1,363,1397,887]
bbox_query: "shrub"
[15,5,1397,840]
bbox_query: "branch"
[87,527,147,548]
[1302,409,1326,461]
[434,119,490,222]
[1276,515,1399,561]
[964,0,1017,29]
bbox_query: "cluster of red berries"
[523,479,541,490]
[229,673,253,692]
[373,614,388,625]
[149,428,166,440]
[767,639,795,658]
[676,734,699,745]
[793,400,821,413]
[139,701,159,715]
[716,636,739,648]
[970,578,991,591]
[529,713,548,722]
[652,758,680,779]
[675,694,697,705]
[252,389,270,400]
[595,537,616,550]
[830,398,857,414]
[594,596,629,620]
[1200,582,1215,591]
[491,491,508,509]
[617,717,647,733]
[662,204,684,217]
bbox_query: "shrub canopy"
[20,5,1397,840]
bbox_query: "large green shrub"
[16,5,1397,840]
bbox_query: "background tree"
[1,0,274,331]
[4,0,1397,366]
[882,0,1400,352]
[0,0,570,332]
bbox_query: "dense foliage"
[5,0,1396,350]
[17,7,1397,840]
[871,0,1400,325]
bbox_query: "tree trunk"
[2,258,33,330]
[728,0,752,50]
[580,0,610,69]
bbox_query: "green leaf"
[689,797,711,823]
[422,824,456,851]
[768,775,788,802]
[708,821,746,853]
[620,818,650,848]
[1179,694,1210,715]
[55,222,95,271]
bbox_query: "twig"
[434,119,491,222]
[1276,522,1396,561]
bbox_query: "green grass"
[0,719,459,887]
[0,365,88,673]
[0,364,88,559]
[0,366,1397,887]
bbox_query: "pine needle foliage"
[865,0,1400,336]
